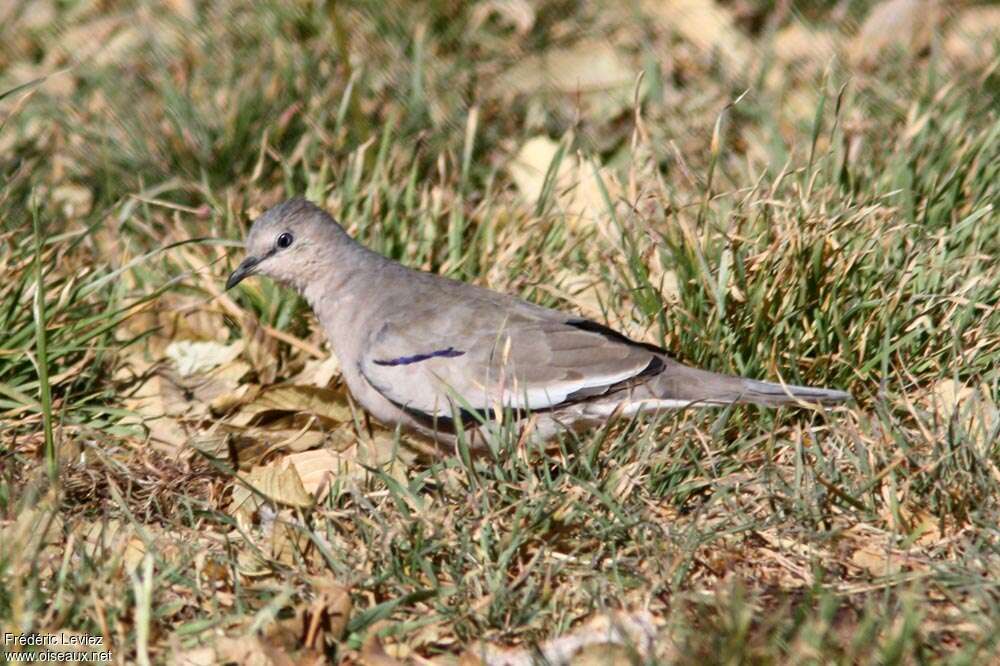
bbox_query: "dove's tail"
[643,357,851,408]
[581,358,851,420]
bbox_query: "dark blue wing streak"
[373,346,466,367]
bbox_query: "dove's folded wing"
[359,315,662,422]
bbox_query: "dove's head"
[226,198,347,292]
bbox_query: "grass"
[2,0,999,663]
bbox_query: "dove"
[226,198,850,448]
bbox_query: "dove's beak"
[226,256,260,290]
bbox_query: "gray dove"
[226,198,850,447]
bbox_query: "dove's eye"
[276,232,294,249]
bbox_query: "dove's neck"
[302,236,394,360]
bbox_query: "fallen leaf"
[943,6,1000,67]
[850,0,941,67]
[284,448,344,501]
[166,340,243,377]
[121,373,192,449]
[228,385,353,428]
[241,314,281,385]
[123,362,251,451]
[642,0,753,76]
[474,611,657,665]
[772,22,838,68]
[931,379,976,417]
[361,634,405,666]
[269,519,312,568]
[645,253,680,302]
[229,462,313,527]
[164,0,196,21]
[18,0,55,30]
[292,354,342,388]
[851,544,902,577]
[570,642,639,666]
[209,381,259,414]
[300,576,352,648]
[909,509,945,548]
[172,646,216,666]
[927,379,997,450]
[457,652,487,666]
[508,136,620,234]
[123,536,147,575]
[509,135,562,205]
[285,430,416,497]
[552,269,611,319]
[498,41,634,96]
[51,183,93,217]
[174,636,307,666]
[469,0,535,35]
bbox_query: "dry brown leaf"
[209,380,259,414]
[246,462,314,508]
[406,620,457,655]
[121,374,192,449]
[909,509,945,548]
[196,552,233,592]
[229,462,313,527]
[772,22,838,67]
[495,40,637,120]
[255,427,335,455]
[645,254,680,303]
[270,519,312,568]
[123,361,251,450]
[284,448,344,501]
[79,519,129,560]
[509,135,561,204]
[508,136,620,234]
[17,1,55,30]
[164,302,231,344]
[241,314,281,385]
[552,269,612,319]
[1,502,63,577]
[164,0,196,21]
[166,340,243,377]
[228,385,353,428]
[292,429,418,497]
[469,0,535,35]
[232,509,314,572]
[172,645,219,665]
[174,636,306,666]
[944,7,1000,67]
[642,0,753,76]
[927,379,997,450]
[475,611,656,666]
[850,0,941,67]
[117,299,250,452]
[292,354,342,388]
[851,544,902,577]
[930,379,976,417]
[236,546,273,578]
[456,652,487,666]
[115,295,231,367]
[300,576,352,648]
[499,41,634,96]
[51,183,93,217]
[123,536,147,575]
[219,427,343,469]
[360,633,406,666]
[570,642,639,666]
[193,417,364,472]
